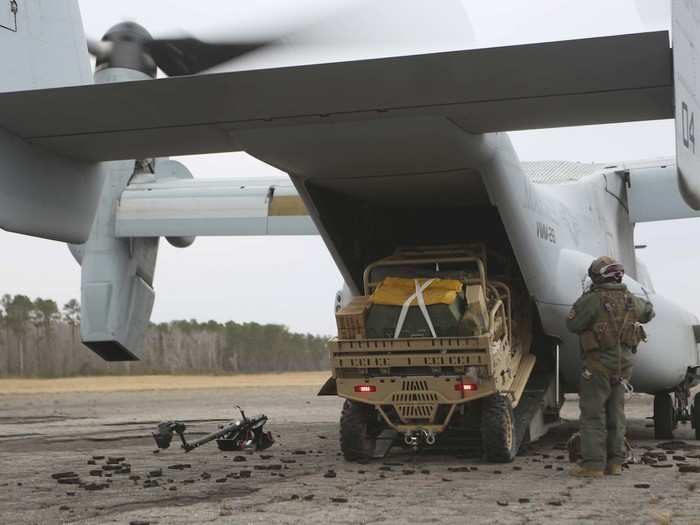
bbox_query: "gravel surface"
[1,380,699,524]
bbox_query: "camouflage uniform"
[566,279,654,472]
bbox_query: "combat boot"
[571,466,604,478]
[605,464,623,476]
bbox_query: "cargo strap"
[394,279,437,339]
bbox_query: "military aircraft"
[1,0,699,441]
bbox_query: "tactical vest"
[580,289,645,353]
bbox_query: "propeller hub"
[96,22,157,78]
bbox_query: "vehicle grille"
[401,380,430,391]
[392,392,439,403]
[396,404,435,420]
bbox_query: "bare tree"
[62,299,81,375]
[6,295,33,376]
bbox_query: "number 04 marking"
[682,101,696,154]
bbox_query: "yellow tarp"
[371,277,463,306]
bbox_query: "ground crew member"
[566,256,654,477]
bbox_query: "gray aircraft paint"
[116,176,317,238]
[0,1,698,394]
[673,0,700,209]
[0,0,102,243]
[74,67,161,361]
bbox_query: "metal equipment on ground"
[152,407,274,453]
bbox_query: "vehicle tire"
[481,395,517,463]
[653,392,676,440]
[340,400,380,462]
[693,392,700,441]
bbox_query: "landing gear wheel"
[481,395,517,463]
[693,392,700,441]
[653,393,676,440]
[340,400,381,462]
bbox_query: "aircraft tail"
[672,0,700,209]
[0,0,101,244]
[0,0,92,93]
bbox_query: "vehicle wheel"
[340,400,380,462]
[693,392,700,441]
[481,395,517,463]
[653,393,676,440]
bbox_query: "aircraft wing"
[0,31,672,163]
[115,176,317,238]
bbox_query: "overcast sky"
[0,0,694,336]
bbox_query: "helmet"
[588,256,624,284]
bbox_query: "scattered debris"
[51,472,78,480]
[57,478,81,485]
[658,441,696,451]
[168,464,192,470]
[83,483,107,491]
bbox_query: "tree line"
[0,294,330,378]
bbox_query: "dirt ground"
[1,375,700,525]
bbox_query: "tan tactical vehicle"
[322,244,542,462]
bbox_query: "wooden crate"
[335,296,371,339]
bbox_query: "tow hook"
[403,430,437,447]
[404,433,419,447]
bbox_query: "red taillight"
[354,384,377,393]
[455,383,478,392]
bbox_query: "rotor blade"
[145,38,273,77]
[86,38,113,59]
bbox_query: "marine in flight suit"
[566,256,654,477]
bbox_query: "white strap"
[415,279,438,338]
[394,279,437,339]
